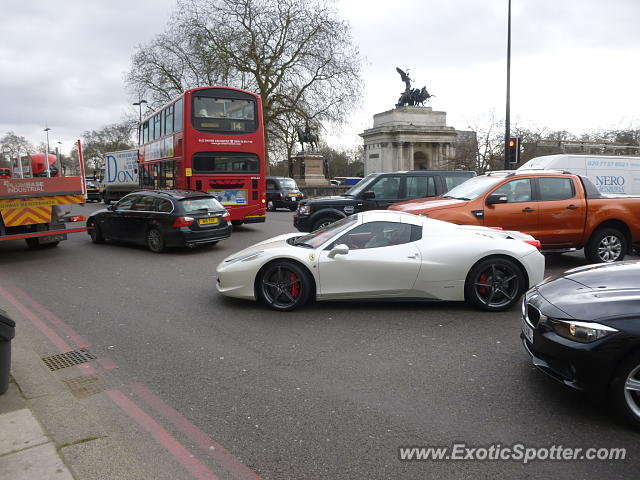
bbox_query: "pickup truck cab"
[390,170,640,263]
[293,170,475,232]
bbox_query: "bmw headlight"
[225,251,264,264]
[297,204,311,215]
[549,319,617,343]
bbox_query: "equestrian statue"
[296,124,319,153]
[395,67,434,107]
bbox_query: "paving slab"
[0,408,49,456]
[0,443,74,480]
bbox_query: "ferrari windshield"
[442,176,504,200]
[292,215,358,248]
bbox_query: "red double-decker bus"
[137,86,266,225]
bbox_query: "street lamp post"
[504,0,512,170]
[44,127,51,177]
[57,141,63,176]
[132,100,147,145]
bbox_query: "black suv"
[266,176,304,211]
[293,170,475,232]
[87,190,232,252]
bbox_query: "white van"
[518,154,640,195]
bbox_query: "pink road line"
[96,358,117,370]
[132,383,263,480]
[0,283,97,375]
[0,283,73,353]
[107,389,220,480]
[27,300,91,349]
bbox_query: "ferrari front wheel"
[257,261,312,311]
[465,257,525,312]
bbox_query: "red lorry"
[0,146,86,248]
[390,170,640,263]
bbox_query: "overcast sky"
[2,0,640,155]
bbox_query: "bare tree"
[126,0,363,164]
[0,132,35,163]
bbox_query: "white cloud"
[2,0,640,155]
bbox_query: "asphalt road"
[1,204,638,479]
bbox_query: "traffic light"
[507,137,521,164]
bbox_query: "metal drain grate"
[41,349,96,371]
[63,375,106,398]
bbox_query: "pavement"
[0,298,205,480]
[0,378,74,480]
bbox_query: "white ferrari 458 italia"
[216,210,545,312]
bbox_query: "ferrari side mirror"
[328,244,349,258]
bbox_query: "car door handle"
[407,254,419,259]
[566,205,579,210]
[522,207,535,212]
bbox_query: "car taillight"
[524,239,541,250]
[68,216,85,222]
[223,210,231,222]
[279,192,284,199]
[173,216,194,227]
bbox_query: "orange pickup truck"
[390,171,640,263]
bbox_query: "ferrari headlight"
[297,205,311,216]
[549,319,617,343]
[225,251,264,264]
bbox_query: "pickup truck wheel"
[311,215,339,231]
[465,257,525,312]
[585,228,626,263]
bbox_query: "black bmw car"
[521,261,640,428]
[87,190,232,253]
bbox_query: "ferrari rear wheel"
[257,261,312,311]
[465,257,525,311]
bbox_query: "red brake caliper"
[290,273,300,298]
[478,272,488,295]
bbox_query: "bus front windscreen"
[192,96,256,133]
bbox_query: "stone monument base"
[290,153,328,186]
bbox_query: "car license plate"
[198,217,219,225]
[522,317,534,343]
[288,193,297,197]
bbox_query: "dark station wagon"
[87,190,232,252]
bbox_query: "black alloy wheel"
[257,261,312,311]
[146,227,165,253]
[88,221,105,244]
[611,352,640,430]
[465,257,524,311]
